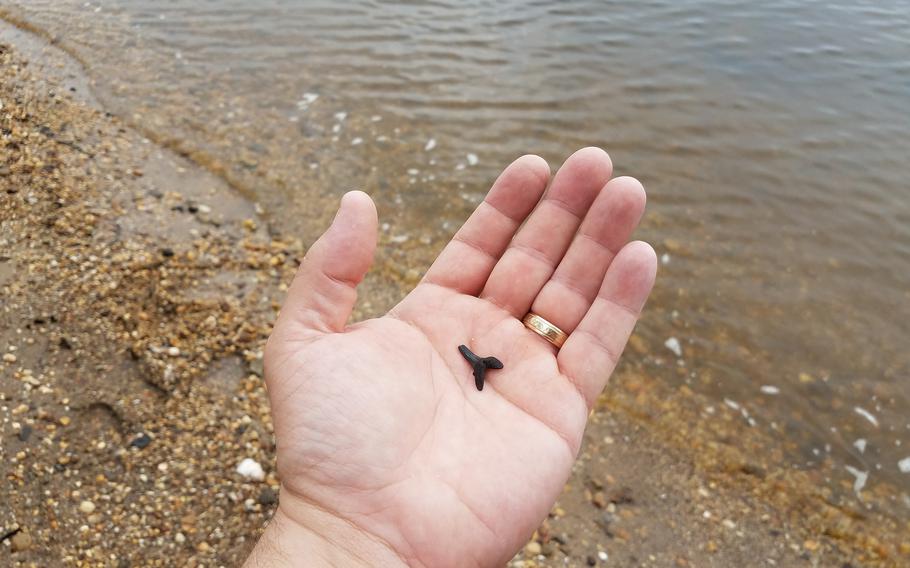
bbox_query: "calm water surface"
[3,0,908,507]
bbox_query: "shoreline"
[1,21,906,567]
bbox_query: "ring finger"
[529,176,646,336]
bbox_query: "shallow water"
[2,0,908,506]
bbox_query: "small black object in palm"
[457,344,504,391]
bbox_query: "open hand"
[251,148,656,567]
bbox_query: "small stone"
[664,337,682,357]
[525,541,542,555]
[175,532,186,544]
[598,551,608,561]
[586,556,597,566]
[11,531,32,552]
[627,334,647,354]
[59,416,71,426]
[897,456,910,473]
[236,458,265,481]
[197,541,211,553]
[609,486,634,505]
[258,487,278,506]
[2,353,17,363]
[130,433,152,449]
[803,539,820,552]
[18,424,32,442]
[79,500,96,514]
[166,346,180,357]
[592,491,607,509]
[706,540,718,553]
[466,153,479,166]
[249,357,264,377]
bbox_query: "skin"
[245,147,657,568]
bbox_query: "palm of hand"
[264,149,656,567]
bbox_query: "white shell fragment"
[236,458,265,481]
[853,407,879,427]
[844,465,868,494]
[664,337,682,357]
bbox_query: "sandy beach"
[1,23,908,568]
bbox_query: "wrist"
[245,489,408,568]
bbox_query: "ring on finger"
[521,312,568,349]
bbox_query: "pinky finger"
[557,241,657,407]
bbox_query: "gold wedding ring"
[521,313,568,349]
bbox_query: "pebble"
[175,532,186,544]
[236,458,265,481]
[130,432,152,449]
[18,424,32,442]
[79,500,96,514]
[525,541,542,555]
[258,486,278,506]
[898,456,910,473]
[3,353,17,363]
[466,153,479,166]
[424,138,436,151]
[664,337,682,357]
[760,385,780,395]
[11,531,32,552]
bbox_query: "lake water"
[2,0,908,506]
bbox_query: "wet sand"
[1,26,908,568]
